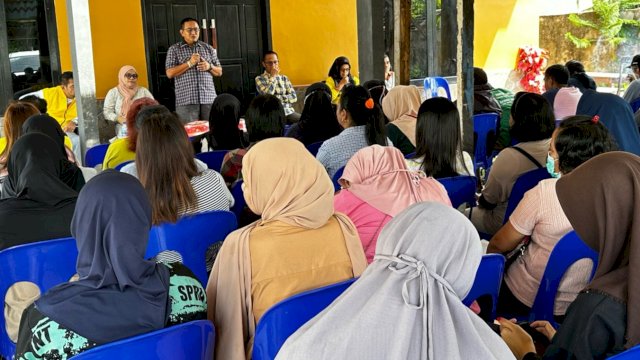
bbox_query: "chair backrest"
[72,320,215,360]
[253,278,356,360]
[555,119,562,128]
[404,152,416,159]
[0,237,78,358]
[115,160,134,171]
[438,176,477,209]
[631,97,640,113]
[423,77,451,100]
[503,168,551,224]
[332,166,345,192]
[608,344,640,359]
[462,254,505,321]
[528,231,598,325]
[146,211,237,285]
[306,142,323,157]
[473,113,499,171]
[230,180,246,220]
[84,143,109,168]
[195,150,228,172]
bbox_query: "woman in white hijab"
[276,202,515,360]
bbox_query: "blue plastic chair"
[0,237,78,358]
[115,160,134,171]
[253,278,356,360]
[405,152,416,159]
[473,113,499,172]
[503,168,551,224]
[463,254,505,321]
[146,211,237,285]
[528,231,598,327]
[631,97,640,113]
[608,344,640,359]
[195,150,228,172]
[438,176,477,209]
[332,166,345,192]
[555,119,562,128]
[230,180,246,220]
[423,77,451,100]
[306,142,323,157]
[72,320,215,360]
[84,143,109,168]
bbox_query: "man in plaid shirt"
[166,17,222,124]
[255,51,300,124]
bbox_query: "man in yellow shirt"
[19,72,81,163]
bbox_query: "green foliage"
[566,0,640,48]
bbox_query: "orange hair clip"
[364,98,375,110]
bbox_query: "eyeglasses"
[264,60,279,65]
[183,27,200,33]
[125,73,139,79]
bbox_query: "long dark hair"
[246,94,285,143]
[414,97,468,178]
[297,82,341,143]
[209,94,244,150]
[340,85,387,146]
[328,56,354,84]
[136,105,197,224]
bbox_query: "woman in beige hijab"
[206,137,367,360]
[382,85,422,155]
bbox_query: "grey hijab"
[276,202,514,360]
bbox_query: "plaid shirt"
[165,41,221,107]
[255,72,297,115]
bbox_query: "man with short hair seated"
[19,71,81,163]
[542,64,582,121]
[255,50,300,124]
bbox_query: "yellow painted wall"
[269,1,359,85]
[474,0,539,71]
[474,0,590,71]
[54,0,149,99]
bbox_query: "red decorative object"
[515,46,549,94]
[184,120,209,137]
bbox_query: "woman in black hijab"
[285,82,342,145]
[15,171,207,359]
[0,133,78,250]
[18,114,85,192]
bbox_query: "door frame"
[0,0,61,113]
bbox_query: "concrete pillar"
[66,0,100,161]
[357,0,385,82]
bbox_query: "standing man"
[166,17,222,124]
[255,51,300,124]
[19,71,81,162]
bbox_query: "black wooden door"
[142,0,207,110]
[142,0,267,111]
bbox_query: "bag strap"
[510,146,543,169]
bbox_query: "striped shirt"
[165,41,221,107]
[178,169,234,215]
[255,72,297,115]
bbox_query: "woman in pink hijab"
[334,145,452,262]
[103,65,154,138]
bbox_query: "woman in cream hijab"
[382,85,422,155]
[206,138,367,360]
[276,202,515,360]
[103,65,154,138]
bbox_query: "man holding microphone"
[166,17,222,123]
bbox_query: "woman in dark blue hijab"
[15,171,206,359]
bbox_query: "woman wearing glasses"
[103,65,154,139]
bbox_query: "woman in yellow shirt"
[325,56,360,104]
